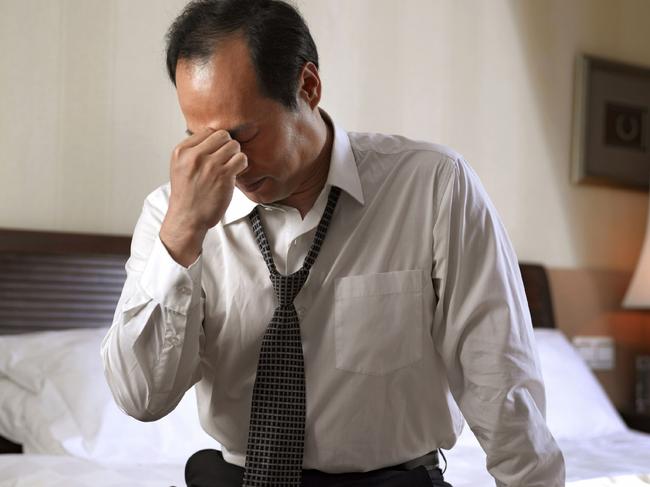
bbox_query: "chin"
[239,182,273,204]
[246,192,272,204]
[238,178,290,206]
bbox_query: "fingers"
[198,142,247,181]
[211,139,241,161]
[173,128,231,158]
[172,128,246,179]
[194,129,234,155]
[223,151,248,176]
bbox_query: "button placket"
[285,235,300,275]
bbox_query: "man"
[101,0,565,486]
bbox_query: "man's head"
[165,0,319,111]
[165,0,331,207]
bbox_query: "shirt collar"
[221,107,364,226]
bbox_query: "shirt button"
[297,306,306,317]
[179,286,191,295]
[292,239,298,246]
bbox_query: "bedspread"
[0,454,184,487]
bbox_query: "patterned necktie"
[242,185,342,487]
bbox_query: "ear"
[296,61,321,110]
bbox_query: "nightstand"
[619,410,650,433]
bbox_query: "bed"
[0,227,649,486]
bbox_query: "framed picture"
[571,54,650,191]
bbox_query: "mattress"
[1,322,649,485]
[443,429,650,487]
[0,454,184,487]
[2,429,649,487]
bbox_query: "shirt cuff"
[139,233,203,315]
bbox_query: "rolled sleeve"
[431,157,565,486]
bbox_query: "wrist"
[159,218,206,268]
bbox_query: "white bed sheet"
[0,454,184,487]
[443,429,650,487]
[2,430,649,487]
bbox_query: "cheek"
[249,134,292,171]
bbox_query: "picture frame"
[571,54,650,191]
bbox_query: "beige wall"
[303,0,650,273]
[2,0,649,272]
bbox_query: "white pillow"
[456,328,626,447]
[0,378,28,444]
[534,328,626,439]
[0,328,217,463]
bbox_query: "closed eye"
[236,133,257,144]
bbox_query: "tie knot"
[270,268,309,305]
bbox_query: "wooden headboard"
[0,228,132,335]
[0,227,557,332]
[519,263,556,329]
[0,226,556,453]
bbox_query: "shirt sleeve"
[100,189,206,421]
[431,156,566,486]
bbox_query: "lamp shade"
[623,202,650,309]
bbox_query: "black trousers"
[185,449,453,487]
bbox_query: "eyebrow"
[185,122,254,139]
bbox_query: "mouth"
[237,177,266,192]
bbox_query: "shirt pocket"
[334,269,424,375]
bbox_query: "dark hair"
[165,0,319,110]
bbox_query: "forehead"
[175,34,268,128]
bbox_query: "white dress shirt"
[101,108,565,485]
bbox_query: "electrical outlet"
[572,336,615,370]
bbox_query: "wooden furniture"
[618,410,650,434]
[0,436,22,454]
[0,228,131,334]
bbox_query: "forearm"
[101,233,205,421]
[457,372,566,486]
[432,156,565,485]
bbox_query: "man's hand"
[160,128,248,267]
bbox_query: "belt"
[392,449,439,471]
